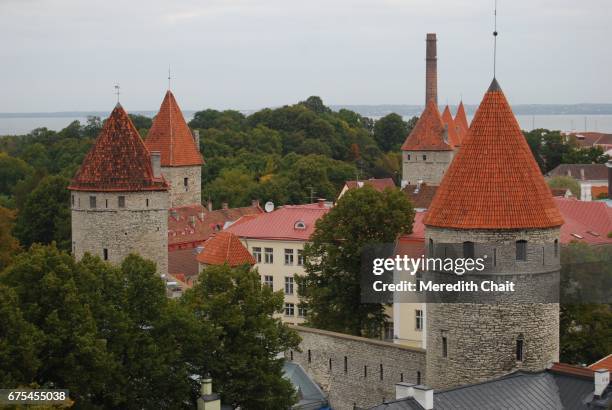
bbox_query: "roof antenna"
[493,0,498,78]
[114,83,121,104]
[168,65,172,90]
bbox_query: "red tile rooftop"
[589,354,612,372]
[145,90,204,167]
[401,99,453,152]
[425,79,564,230]
[441,105,462,147]
[343,178,396,192]
[69,104,168,192]
[554,197,612,244]
[225,203,331,241]
[196,231,256,267]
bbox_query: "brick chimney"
[425,33,438,105]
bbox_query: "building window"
[89,196,97,209]
[298,304,307,317]
[103,248,108,260]
[400,373,404,382]
[105,199,108,208]
[263,275,273,290]
[407,154,411,160]
[329,358,332,372]
[284,276,294,295]
[428,238,434,257]
[463,241,474,258]
[308,349,312,363]
[516,240,527,261]
[384,322,394,340]
[146,198,149,207]
[554,239,559,257]
[297,249,304,266]
[344,356,348,374]
[184,177,189,191]
[284,249,294,265]
[290,350,294,361]
[422,154,427,161]
[364,365,367,378]
[415,309,423,331]
[252,247,262,263]
[442,336,448,358]
[264,248,273,264]
[516,335,524,361]
[118,196,125,208]
[284,303,295,316]
[417,371,421,384]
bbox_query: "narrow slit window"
[516,240,527,261]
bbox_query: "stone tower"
[425,33,437,105]
[69,104,169,275]
[145,90,204,208]
[401,99,454,187]
[423,78,564,389]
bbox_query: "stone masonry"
[161,165,202,207]
[424,227,561,389]
[71,190,169,275]
[288,326,426,410]
[402,150,454,186]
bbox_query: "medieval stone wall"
[402,150,453,186]
[424,227,561,389]
[71,190,169,275]
[161,165,202,207]
[288,326,426,410]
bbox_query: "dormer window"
[294,220,306,230]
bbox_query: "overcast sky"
[1,0,611,112]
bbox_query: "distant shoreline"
[2,103,612,119]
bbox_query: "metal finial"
[114,83,121,103]
[493,0,498,78]
[168,65,172,90]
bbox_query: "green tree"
[562,145,610,165]
[297,185,415,336]
[373,113,408,152]
[0,152,33,196]
[182,264,301,409]
[0,207,20,271]
[547,176,581,197]
[300,96,331,115]
[13,176,71,251]
[128,114,153,132]
[204,167,258,208]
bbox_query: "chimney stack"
[594,369,610,398]
[606,160,612,200]
[252,199,260,208]
[197,374,221,410]
[395,383,434,410]
[151,151,161,178]
[193,129,200,149]
[425,33,438,105]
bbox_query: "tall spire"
[145,91,203,167]
[424,79,563,229]
[441,105,461,147]
[493,0,499,78]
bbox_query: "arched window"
[516,240,527,261]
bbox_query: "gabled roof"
[547,163,608,181]
[69,104,168,192]
[401,183,438,210]
[145,90,204,167]
[441,105,461,147]
[454,101,469,144]
[196,231,255,266]
[401,100,452,152]
[225,203,330,241]
[425,79,564,229]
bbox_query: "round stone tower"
[423,78,564,389]
[69,104,169,275]
[145,90,204,208]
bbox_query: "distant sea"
[2,106,612,135]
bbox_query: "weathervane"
[493,0,498,78]
[114,83,121,103]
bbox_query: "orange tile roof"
[592,185,608,199]
[441,105,462,147]
[69,104,168,192]
[454,101,469,144]
[145,91,204,167]
[401,99,453,151]
[589,354,612,371]
[196,231,256,266]
[425,79,564,229]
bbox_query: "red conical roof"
[69,104,168,192]
[424,79,563,229]
[441,105,462,147]
[401,99,453,151]
[454,101,469,144]
[196,231,256,266]
[145,91,204,167]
